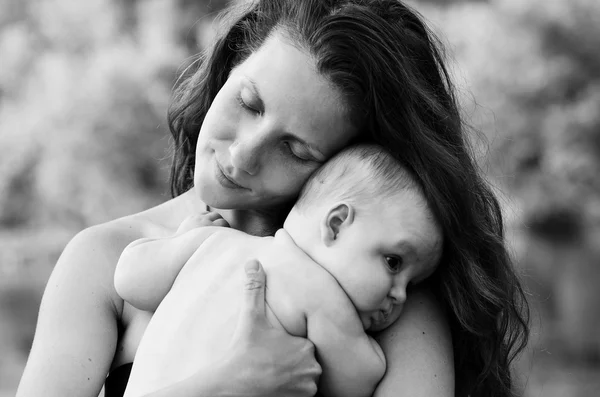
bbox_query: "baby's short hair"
[294,144,423,212]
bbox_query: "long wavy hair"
[167,1,529,396]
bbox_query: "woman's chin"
[197,193,253,212]
[193,179,233,208]
[193,187,225,209]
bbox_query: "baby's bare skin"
[120,227,385,397]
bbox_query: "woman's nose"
[229,138,262,176]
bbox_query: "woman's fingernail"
[245,260,260,274]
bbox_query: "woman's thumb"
[241,259,267,322]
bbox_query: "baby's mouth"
[381,309,391,322]
[371,309,391,327]
[380,303,397,323]
[365,307,394,331]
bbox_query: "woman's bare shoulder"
[16,213,169,397]
[54,201,184,310]
[373,288,454,397]
[66,216,160,260]
[68,193,195,256]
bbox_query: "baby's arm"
[114,213,228,311]
[307,303,386,397]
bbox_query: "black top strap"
[104,363,133,397]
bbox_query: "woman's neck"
[216,208,282,237]
[181,187,289,236]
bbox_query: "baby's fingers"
[176,212,226,233]
[212,218,230,227]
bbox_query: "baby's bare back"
[125,228,335,396]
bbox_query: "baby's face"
[325,190,442,332]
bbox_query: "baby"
[114,144,443,397]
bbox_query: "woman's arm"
[16,224,135,397]
[373,287,454,397]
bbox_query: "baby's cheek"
[369,274,394,303]
[350,282,386,311]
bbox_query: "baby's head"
[284,144,443,331]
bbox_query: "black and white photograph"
[1,1,599,396]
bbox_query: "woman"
[16,1,529,396]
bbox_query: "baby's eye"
[385,256,403,273]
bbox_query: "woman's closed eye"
[237,84,264,114]
[237,94,261,115]
[385,256,403,273]
[283,141,314,163]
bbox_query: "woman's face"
[194,32,358,210]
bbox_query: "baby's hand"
[176,212,230,234]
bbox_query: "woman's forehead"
[231,32,359,158]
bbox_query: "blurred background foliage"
[0,0,599,396]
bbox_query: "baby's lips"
[360,312,373,331]
[367,311,385,330]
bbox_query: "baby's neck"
[281,210,316,256]
[274,228,317,264]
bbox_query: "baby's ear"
[321,203,354,246]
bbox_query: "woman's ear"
[321,203,354,247]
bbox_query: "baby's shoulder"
[304,268,356,314]
[267,254,352,314]
[199,227,260,251]
[265,230,348,303]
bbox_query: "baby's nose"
[389,284,407,305]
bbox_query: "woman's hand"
[141,259,321,397]
[216,259,322,397]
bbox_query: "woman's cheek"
[293,167,320,194]
[264,173,306,202]
[267,158,315,195]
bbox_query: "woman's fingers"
[242,259,268,321]
[232,259,270,343]
[220,259,322,397]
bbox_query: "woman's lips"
[214,161,246,190]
